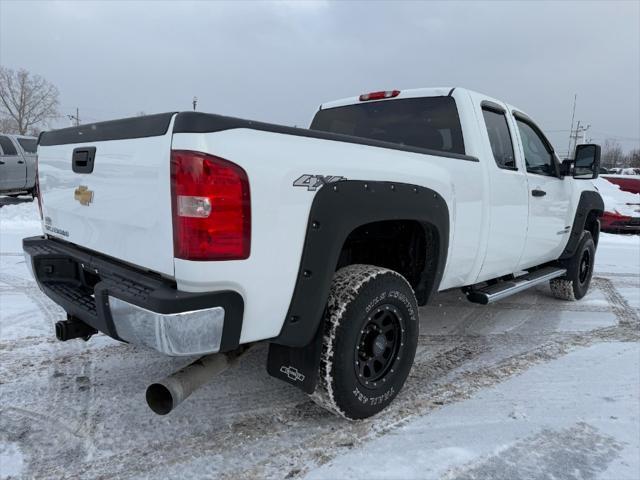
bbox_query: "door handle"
[17,160,24,164]
[532,189,546,197]
[0,160,5,165]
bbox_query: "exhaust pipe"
[55,317,98,341]
[146,347,249,415]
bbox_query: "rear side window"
[0,136,17,156]
[17,138,37,154]
[310,96,466,155]
[482,108,516,169]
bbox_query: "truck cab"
[310,88,601,289]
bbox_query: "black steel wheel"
[311,264,419,419]
[578,249,591,284]
[550,231,596,301]
[355,304,404,387]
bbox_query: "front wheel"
[310,264,419,419]
[550,231,596,301]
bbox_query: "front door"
[514,117,572,269]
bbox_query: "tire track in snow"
[2,268,638,478]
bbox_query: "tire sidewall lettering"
[365,292,387,314]
[352,386,396,405]
[388,289,417,323]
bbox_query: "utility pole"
[567,94,577,157]
[67,107,80,126]
[568,120,591,156]
[192,96,198,111]
[566,95,592,157]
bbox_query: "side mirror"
[573,144,601,179]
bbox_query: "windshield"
[310,96,466,155]
[17,138,37,154]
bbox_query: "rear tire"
[550,231,595,301]
[310,264,419,419]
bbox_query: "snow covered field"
[1,199,639,480]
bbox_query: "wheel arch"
[273,180,450,348]
[559,190,604,260]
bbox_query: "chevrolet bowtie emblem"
[74,185,94,206]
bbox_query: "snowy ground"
[1,198,639,480]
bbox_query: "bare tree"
[0,116,18,134]
[0,67,59,135]
[601,139,625,169]
[626,148,640,169]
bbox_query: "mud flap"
[267,319,324,394]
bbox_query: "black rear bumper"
[22,236,243,352]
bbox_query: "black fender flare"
[559,190,604,260]
[268,180,449,392]
[276,180,449,347]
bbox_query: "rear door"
[0,135,26,190]
[16,137,38,189]
[475,100,529,282]
[513,113,573,269]
[37,113,176,276]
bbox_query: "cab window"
[17,138,37,154]
[482,108,516,169]
[0,136,17,156]
[310,97,466,155]
[515,119,555,176]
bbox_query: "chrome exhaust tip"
[146,347,250,415]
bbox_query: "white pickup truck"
[24,87,604,419]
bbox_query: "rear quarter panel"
[172,126,485,344]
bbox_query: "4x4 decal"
[293,174,346,191]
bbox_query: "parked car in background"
[601,174,640,194]
[0,134,37,196]
[595,177,640,233]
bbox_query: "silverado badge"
[74,185,94,206]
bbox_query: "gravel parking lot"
[1,200,639,480]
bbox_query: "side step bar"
[466,266,566,305]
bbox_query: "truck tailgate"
[37,113,176,277]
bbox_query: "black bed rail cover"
[39,112,176,146]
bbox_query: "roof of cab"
[319,87,461,110]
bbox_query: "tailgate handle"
[72,147,96,174]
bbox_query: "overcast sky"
[1,0,638,154]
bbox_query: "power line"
[589,132,640,141]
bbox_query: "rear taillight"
[171,150,251,261]
[359,90,400,101]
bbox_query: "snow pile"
[0,442,24,479]
[0,200,40,231]
[0,200,41,252]
[592,177,640,217]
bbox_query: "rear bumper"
[23,236,243,356]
